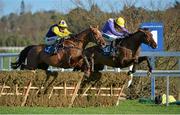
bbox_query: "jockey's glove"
[69,34,75,38]
[65,36,72,39]
[56,37,61,41]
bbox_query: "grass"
[1,57,17,70]
[0,100,179,114]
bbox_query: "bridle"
[89,29,104,46]
[139,29,152,46]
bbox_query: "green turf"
[0,50,19,70]
[0,100,179,114]
[1,57,17,70]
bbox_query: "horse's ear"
[96,25,99,29]
[89,25,93,29]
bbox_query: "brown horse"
[11,26,106,76]
[74,28,157,83]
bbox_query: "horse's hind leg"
[20,63,27,70]
[94,64,104,72]
[19,63,36,70]
[37,63,49,70]
[25,56,39,70]
[20,60,45,70]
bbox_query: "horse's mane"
[115,28,150,45]
[129,27,149,36]
[65,28,90,42]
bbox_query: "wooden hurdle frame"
[0,80,126,107]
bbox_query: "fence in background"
[0,47,24,51]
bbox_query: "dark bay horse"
[11,26,106,76]
[74,28,157,85]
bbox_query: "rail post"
[150,57,156,100]
[0,57,3,70]
[166,76,169,106]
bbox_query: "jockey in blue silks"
[101,17,130,56]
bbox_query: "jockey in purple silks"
[101,17,130,56]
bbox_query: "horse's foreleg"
[136,56,152,76]
[145,57,152,76]
[146,57,152,73]
[83,55,91,77]
[136,56,151,70]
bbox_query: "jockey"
[45,20,71,53]
[101,17,130,56]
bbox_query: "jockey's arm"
[52,26,71,38]
[64,28,71,35]
[121,27,131,34]
[106,20,125,37]
[110,27,130,39]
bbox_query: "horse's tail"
[11,45,35,69]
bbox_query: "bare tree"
[122,0,137,8]
[70,0,85,8]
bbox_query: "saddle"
[101,36,123,56]
[102,41,118,56]
[102,45,113,56]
